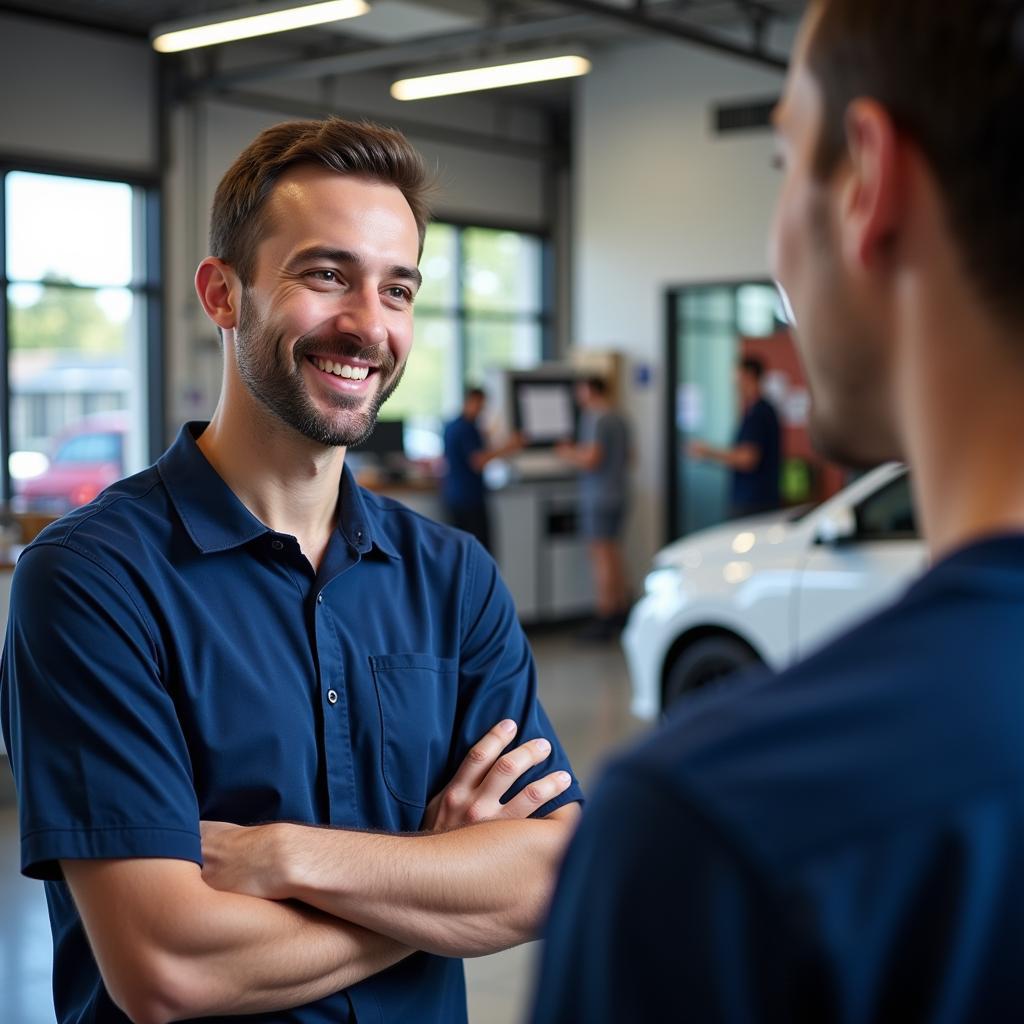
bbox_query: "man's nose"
[335,284,388,348]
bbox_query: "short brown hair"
[209,117,434,284]
[806,0,1024,325]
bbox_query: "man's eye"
[387,287,412,302]
[308,269,339,282]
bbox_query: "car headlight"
[643,567,679,599]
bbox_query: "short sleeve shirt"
[442,415,485,508]
[1,422,583,1024]
[731,398,780,510]
[533,534,1024,1023]
[578,409,630,511]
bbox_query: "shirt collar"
[337,461,401,560]
[158,422,401,560]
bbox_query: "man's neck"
[898,286,1024,562]
[197,400,345,568]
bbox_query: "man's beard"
[235,295,405,448]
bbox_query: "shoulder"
[20,465,169,575]
[12,467,171,621]
[616,578,1024,873]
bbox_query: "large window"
[383,223,549,457]
[2,167,159,513]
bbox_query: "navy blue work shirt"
[0,422,582,1024]
[731,397,780,514]
[533,534,1024,1023]
[441,415,485,509]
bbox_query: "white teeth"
[312,357,369,381]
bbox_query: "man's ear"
[195,258,240,330]
[839,98,904,271]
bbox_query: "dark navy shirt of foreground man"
[0,422,582,1024]
[533,534,1024,1022]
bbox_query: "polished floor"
[0,628,647,1024]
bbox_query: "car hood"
[652,509,801,571]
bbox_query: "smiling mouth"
[307,355,378,382]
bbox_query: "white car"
[624,463,927,719]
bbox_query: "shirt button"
[317,592,324,604]
[271,539,284,550]
[327,689,338,705]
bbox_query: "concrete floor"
[0,627,646,1024]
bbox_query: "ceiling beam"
[553,0,789,70]
[207,88,566,163]
[180,13,600,95]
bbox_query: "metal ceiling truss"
[181,0,789,97]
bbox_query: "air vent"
[713,98,778,134]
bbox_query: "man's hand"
[422,719,572,832]
[688,438,712,460]
[201,720,570,898]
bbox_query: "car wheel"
[662,635,759,711]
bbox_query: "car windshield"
[55,432,121,464]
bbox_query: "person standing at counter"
[1,116,582,1024]
[689,356,781,518]
[442,386,521,552]
[557,376,632,640]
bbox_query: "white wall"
[574,37,789,570]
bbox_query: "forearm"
[65,859,410,1023]
[704,443,757,471]
[161,889,411,1017]
[277,817,573,957]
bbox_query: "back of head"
[210,117,434,286]
[807,0,1024,328]
[739,357,764,383]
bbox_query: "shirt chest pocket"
[369,653,459,808]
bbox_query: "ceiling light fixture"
[152,0,370,53]
[391,53,592,101]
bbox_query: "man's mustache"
[293,335,396,375]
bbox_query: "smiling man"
[533,1,1024,1021]
[1,118,581,1024]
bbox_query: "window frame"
[854,471,918,542]
[0,156,163,504]
[413,217,554,387]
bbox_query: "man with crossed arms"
[2,116,581,1024]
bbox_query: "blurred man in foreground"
[533,1,1024,1019]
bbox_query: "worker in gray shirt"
[557,376,632,640]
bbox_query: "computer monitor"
[350,419,405,457]
[509,375,581,448]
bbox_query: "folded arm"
[63,856,411,1024]
[202,721,582,958]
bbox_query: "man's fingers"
[447,719,518,792]
[475,737,553,806]
[499,770,573,820]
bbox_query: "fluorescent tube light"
[391,54,592,100]
[152,0,370,53]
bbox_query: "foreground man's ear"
[840,97,905,273]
